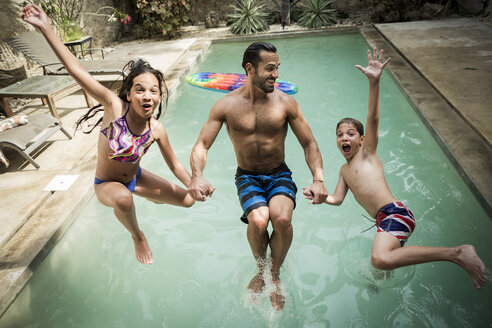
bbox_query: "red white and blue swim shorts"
[375,201,416,246]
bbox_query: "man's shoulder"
[215,90,243,107]
[274,89,294,103]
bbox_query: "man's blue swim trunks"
[375,201,416,246]
[94,166,142,193]
[235,162,297,224]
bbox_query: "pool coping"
[1,23,491,318]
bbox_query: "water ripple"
[340,237,415,289]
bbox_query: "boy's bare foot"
[247,273,265,294]
[270,279,285,310]
[132,230,153,264]
[455,245,486,289]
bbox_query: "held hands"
[356,48,391,82]
[302,181,328,204]
[188,176,215,202]
[21,4,50,29]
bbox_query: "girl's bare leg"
[134,169,194,207]
[95,182,153,264]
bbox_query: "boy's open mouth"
[342,145,351,153]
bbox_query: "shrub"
[228,0,269,35]
[297,0,337,28]
[133,0,191,38]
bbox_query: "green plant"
[228,0,269,35]
[21,0,130,28]
[133,0,191,38]
[297,0,337,28]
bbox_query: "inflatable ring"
[185,72,298,95]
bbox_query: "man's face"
[251,51,279,93]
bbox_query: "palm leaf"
[298,0,337,29]
[228,0,269,34]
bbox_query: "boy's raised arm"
[355,48,390,153]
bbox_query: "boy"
[305,48,486,289]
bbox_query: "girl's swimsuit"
[101,107,154,162]
[94,167,141,192]
[94,107,154,191]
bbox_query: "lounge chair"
[3,30,125,76]
[0,113,71,169]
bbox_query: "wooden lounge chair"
[0,113,71,169]
[3,31,125,76]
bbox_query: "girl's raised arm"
[21,4,117,109]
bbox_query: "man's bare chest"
[226,107,287,134]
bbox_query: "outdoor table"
[64,36,93,59]
[0,75,93,121]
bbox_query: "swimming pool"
[1,33,491,327]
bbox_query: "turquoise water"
[1,34,491,327]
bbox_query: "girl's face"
[126,72,161,118]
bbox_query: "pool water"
[1,33,491,327]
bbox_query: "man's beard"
[252,75,275,93]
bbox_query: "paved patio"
[0,20,491,316]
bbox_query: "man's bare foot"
[247,273,265,294]
[455,245,486,289]
[132,230,153,264]
[270,279,285,310]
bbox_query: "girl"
[22,4,194,265]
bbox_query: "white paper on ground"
[43,175,79,191]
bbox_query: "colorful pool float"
[185,72,298,95]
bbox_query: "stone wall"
[0,0,40,87]
[189,0,232,24]
[79,0,124,47]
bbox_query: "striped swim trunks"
[235,162,297,224]
[375,201,416,246]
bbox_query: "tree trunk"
[281,0,290,28]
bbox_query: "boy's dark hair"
[242,41,277,73]
[336,118,364,136]
[75,59,168,133]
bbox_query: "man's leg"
[267,195,295,310]
[372,232,486,289]
[246,206,270,293]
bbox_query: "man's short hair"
[336,118,364,136]
[242,41,277,73]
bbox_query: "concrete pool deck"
[0,19,491,316]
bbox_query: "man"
[189,42,328,310]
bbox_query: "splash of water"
[240,257,289,328]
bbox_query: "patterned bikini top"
[100,108,154,162]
